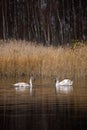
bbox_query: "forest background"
[0,0,87,46]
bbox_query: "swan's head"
[30,76,35,81]
[54,77,59,83]
[54,77,60,87]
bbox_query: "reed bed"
[0,40,87,78]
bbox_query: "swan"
[13,76,34,88]
[55,78,73,86]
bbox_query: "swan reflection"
[15,86,33,96]
[55,85,73,94]
[15,86,26,91]
[29,87,32,96]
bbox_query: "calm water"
[0,77,87,130]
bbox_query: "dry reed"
[0,40,87,78]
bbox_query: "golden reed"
[0,40,87,78]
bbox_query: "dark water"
[0,77,87,130]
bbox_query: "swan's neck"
[56,80,59,86]
[29,78,33,87]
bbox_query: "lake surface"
[0,77,87,130]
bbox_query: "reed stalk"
[0,40,87,78]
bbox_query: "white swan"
[13,76,34,88]
[55,77,73,94]
[55,78,73,87]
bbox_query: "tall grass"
[0,40,87,78]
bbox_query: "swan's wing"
[13,83,20,86]
[59,80,67,85]
[64,79,73,85]
[59,79,73,86]
[63,79,71,82]
[21,82,29,86]
[13,82,29,87]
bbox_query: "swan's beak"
[54,78,56,83]
[53,77,58,83]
